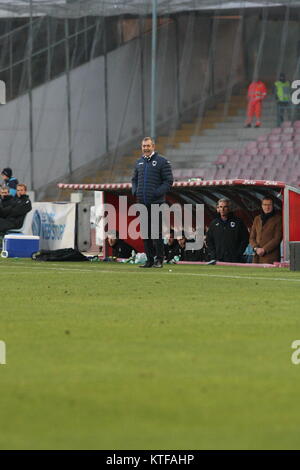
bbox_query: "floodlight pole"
[28,0,34,190]
[150,0,157,140]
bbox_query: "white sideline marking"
[1,263,300,283]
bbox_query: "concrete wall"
[3,14,288,195]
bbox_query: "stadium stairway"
[80,93,261,184]
[82,92,281,184]
[212,120,300,187]
[60,91,292,199]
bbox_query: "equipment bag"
[32,248,89,262]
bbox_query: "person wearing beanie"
[1,167,19,197]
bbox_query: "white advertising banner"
[22,202,76,250]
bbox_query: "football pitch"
[1,258,300,450]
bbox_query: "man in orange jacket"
[244,79,267,128]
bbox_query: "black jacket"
[164,240,180,262]
[0,195,14,216]
[179,239,206,262]
[112,239,133,259]
[131,152,173,205]
[206,213,249,262]
[4,195,32,228]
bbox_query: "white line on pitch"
[1,264,300,283]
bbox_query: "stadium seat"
[247,147,258,156]
[173,169,182,178]
[245,141,258,150]
[282,141,294,149]
[250,169,263,179]
[257,135,268,142]
[280,134,293,142]
[203,117,300,186]
[223,148,235,156]
[264,167,278,180]
[258,142,269,150]
[282,127,294,134]
[204,167,217,180]
[277,168,290,181]
[228,153,240,163]
[282,149,295,158]
[270,147,282,156]
[271,127,282,135]
[181,169,194,178]
[193,169,206,178]
[269,142,281,149]
[215,154,228,166]
[268,134,280,142]
[215,169,228,179]
[261,147,271,156]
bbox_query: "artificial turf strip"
[0,259,300,450]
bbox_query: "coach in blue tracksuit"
[131,137,173,268]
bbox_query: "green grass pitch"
[1,258,300,450]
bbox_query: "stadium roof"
[57,179,286,191]
[1,0,300,18]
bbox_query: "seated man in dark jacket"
[107,231,134,259]
[0,186,14,214]
[164,231,180,263]
[0,183,32,234]
[178,235,205,262]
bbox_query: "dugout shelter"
[58,179,300,263]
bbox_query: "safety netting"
[0,0,300,198]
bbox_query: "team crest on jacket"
[230,221,236,228]
[152,160,157,166]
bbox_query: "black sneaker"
[244,123,251,128]
[139,261,154,268]
[153,260,163,268]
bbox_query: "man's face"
[107,237,117,247]
[142,139,155,157]
[177,237,186,249]
[167,235,174,245]
[17,186,26,197]
[1,173,8,181]
[1,188,9,198]
[261,199,273,214]
[217,201,230,219]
